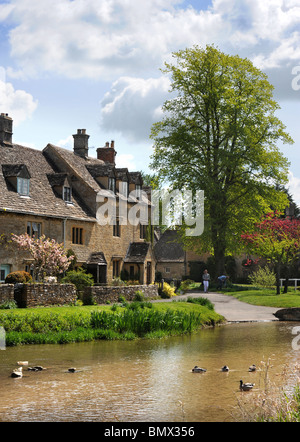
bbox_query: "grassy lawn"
[227,289,300,308]
[0,299,224,346]
[185,280,300,309]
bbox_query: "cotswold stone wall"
[0,284,14,304]
[15,283,77,308]
[83,284,159,305]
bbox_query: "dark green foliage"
[61,268,94,292]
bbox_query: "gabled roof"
[86,252,107,265]
[124,242,150,263]
[0,144,95,221]
[154,230,185,262]
[2,164,31,178]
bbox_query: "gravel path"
[168,291,279,323]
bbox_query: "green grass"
[227,288,300,308]
[0,301,224,346]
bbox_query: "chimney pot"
[0,113,13,146]
[73,129,89,158]
[97,140,117,165]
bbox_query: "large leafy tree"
[241,212,300,294]
[150,45,293,275]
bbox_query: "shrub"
[160,282,176,298]
[0,300,17,309]
[5,271,32,284]
[248,266,276,289]
[179,279,195,293]
[186,296,214,310]
[133,290,144,302]
[61,268,94,293]
[125,280,140,286]
[111,277,126,286]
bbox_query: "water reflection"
[0,322,299,422]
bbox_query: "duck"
[240,380,254,391]
[17,361,28,366]
[68,368,76,373]
[11,367,23,378]
[248,364,256,372]
[192,366,207,373]
[221,365,229,372]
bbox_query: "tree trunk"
[275,262,281,295]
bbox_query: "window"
[27,222,42,238]
[113,219,120,237]
[135,184,141,198]
[165,267,171,274]
[63,186,72,202]
[113,260,120,278]
[0,265,10,282]
[108,177,116,193]
[72,227,83,245]
[17,177,30,196]
[120,181,128,197]
[140,224,147,239]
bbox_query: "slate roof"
[154,230,185,262]
[86,252,107,265]
[124,242,150,263]
[0,139,148,222]
[0,144,96,221]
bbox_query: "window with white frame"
[120,181,128,197]
[17,177,30,196]
[63,186,72,202]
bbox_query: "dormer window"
[136,184,141,198]
[17,177,30,196]
[120,181,128,197]
[108,177,116,193]
[47,173,72,202]
[2,164,31,196]
[63,186,72,202]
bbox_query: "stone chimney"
[73,129,89,158]
[0,113,13,147]
[97,140,117,165]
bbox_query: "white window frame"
[17,177,30,196]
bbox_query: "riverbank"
[0,299,225,346]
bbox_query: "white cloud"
[1,0,299,96]
[100,76,171,142]
[56,134,73,150]
[116,153,137,170]
[0,72,37,125]
[288,170,300,207]
[1,0,224,80]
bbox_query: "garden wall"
[83,284,159,305]
[0,284,14,304]
[14,283,77,308]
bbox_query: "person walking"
[202,269,210,293]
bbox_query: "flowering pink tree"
[241,212,300,294]
[12,234,73,281]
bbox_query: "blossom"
[12,233,73,281]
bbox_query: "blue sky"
[0,0,300,203]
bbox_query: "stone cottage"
[0,113,155,284]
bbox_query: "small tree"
[12,234,73,281]
[241,213,300,294]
